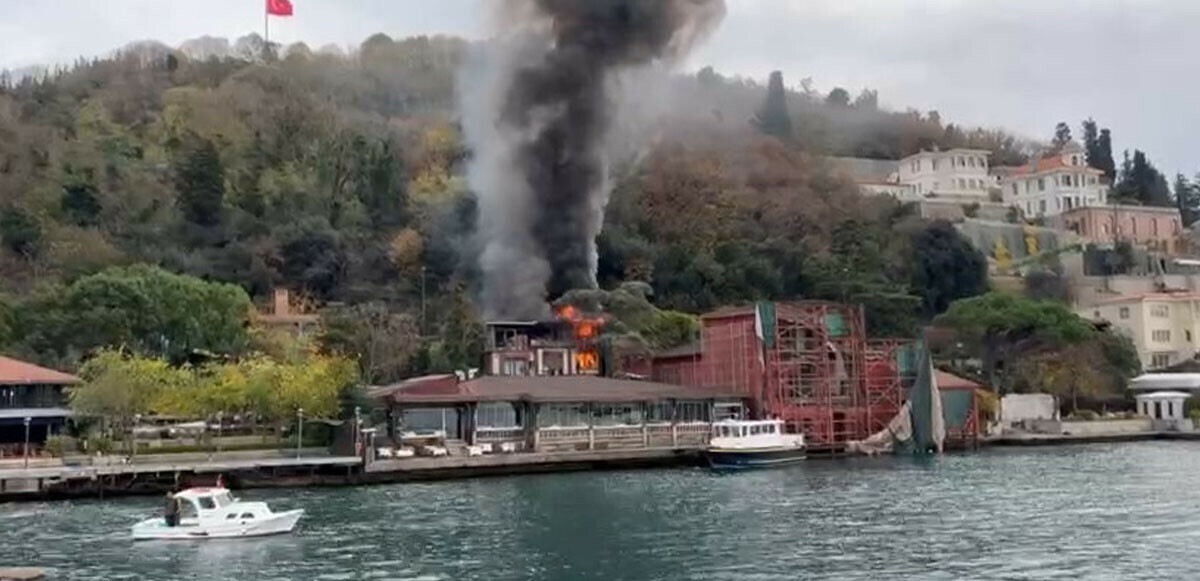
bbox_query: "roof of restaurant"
[935,370,983,391]
[373,375,741,405]
[0,356,81,386]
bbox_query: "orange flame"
[557,305,604,341]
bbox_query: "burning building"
[485,306,607,377]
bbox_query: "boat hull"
[131,509,304,541]
[706,447,807,470]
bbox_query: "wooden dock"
[0,455,362,502]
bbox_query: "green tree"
[825,87,851,107]
[174,135,225,227]
[20,265,252,363]
[319,302,421,384]
[753,71,793,142]
[1051,121,1072,152]
[1081,118,1101,170]
[0,207,42,257]
[439,282,484,372]
[1115,150,1171,207]
[71,349,189,451]
[61,179,102,227]
[936,293,1096,393]
[1175,173,1200,227]
[908,221,987,318]
[1096,128,1116,182]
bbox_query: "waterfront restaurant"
[369,374,747,453]
[0,355,80,454]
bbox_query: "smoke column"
[461,0,726,320]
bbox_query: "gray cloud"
[1,0,1195,175]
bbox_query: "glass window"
[931,159,939,171]
[1012,184,1019,197]
[538,403,587,428]
[1038,178,1045,191]
[401,407,460,434]
[1151,304,1169,318]
[1152,353,1173,369]
[226,513,238,520]
[968,157,976,167]
[477,402,521,428]
[198,497,216,510]
[1152,329,1171,343]
[1119,307,1130,319]
[1039,200,1046,214]
[240,513,255,519]
[677,401,711,423]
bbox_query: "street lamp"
[353,406,362,459]
[295,408,304,459]
[23,417,31,469]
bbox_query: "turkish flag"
[266,0,293,16]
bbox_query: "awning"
[0,408,71,421]
[1129,374,1200,391]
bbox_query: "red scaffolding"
[652,301,916,452]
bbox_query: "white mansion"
[833,141,1108,218]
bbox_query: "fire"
[556,305,604,341]
[575,349,599,372]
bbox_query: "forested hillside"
[0,34,996,376]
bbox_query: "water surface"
[1,442,1196,580]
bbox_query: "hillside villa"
[995,142,1107,218]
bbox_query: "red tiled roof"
[1001,156,1104,177]
[0,356,81,386]
[375,375,740,405]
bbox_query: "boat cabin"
[711,419,785,439]
[172,488,236,521]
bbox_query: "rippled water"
[1,442,1198,580]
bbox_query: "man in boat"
[164,491,179,527]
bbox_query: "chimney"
[273,288,290,316]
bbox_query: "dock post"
[671,424,678,448]
[588,426,595,450]
[642,423,649,448]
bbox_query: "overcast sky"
[1,0,1196,176]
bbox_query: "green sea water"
[1,442,1196,580]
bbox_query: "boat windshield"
[214,492,234,507]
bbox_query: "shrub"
[89,436,115,455]
[43,435,68,457]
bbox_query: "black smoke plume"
[461,0,726,320]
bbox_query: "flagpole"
[264,0,270,47]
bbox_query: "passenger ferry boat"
[705,419,806,470]
[131,487,303,540]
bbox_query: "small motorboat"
[131,487,303,540]
[705,419,806,470]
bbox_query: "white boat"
[705,419,806,470]
[131,487,303,540]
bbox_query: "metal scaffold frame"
[762,302,867,447]
[655,302,912,452]
[864,339,915,437]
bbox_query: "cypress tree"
[753,71,793,142]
